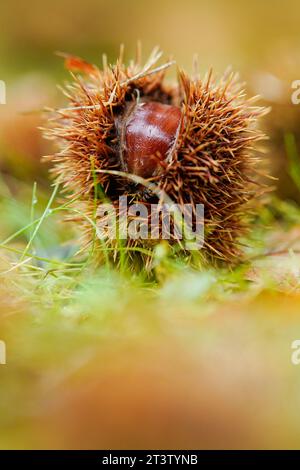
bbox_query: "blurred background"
[1,0,300,76]
[1,0,300,450]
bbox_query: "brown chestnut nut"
[119,102,182,178]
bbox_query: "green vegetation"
[1,150,300,448]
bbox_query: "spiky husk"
[44,48,267,268]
